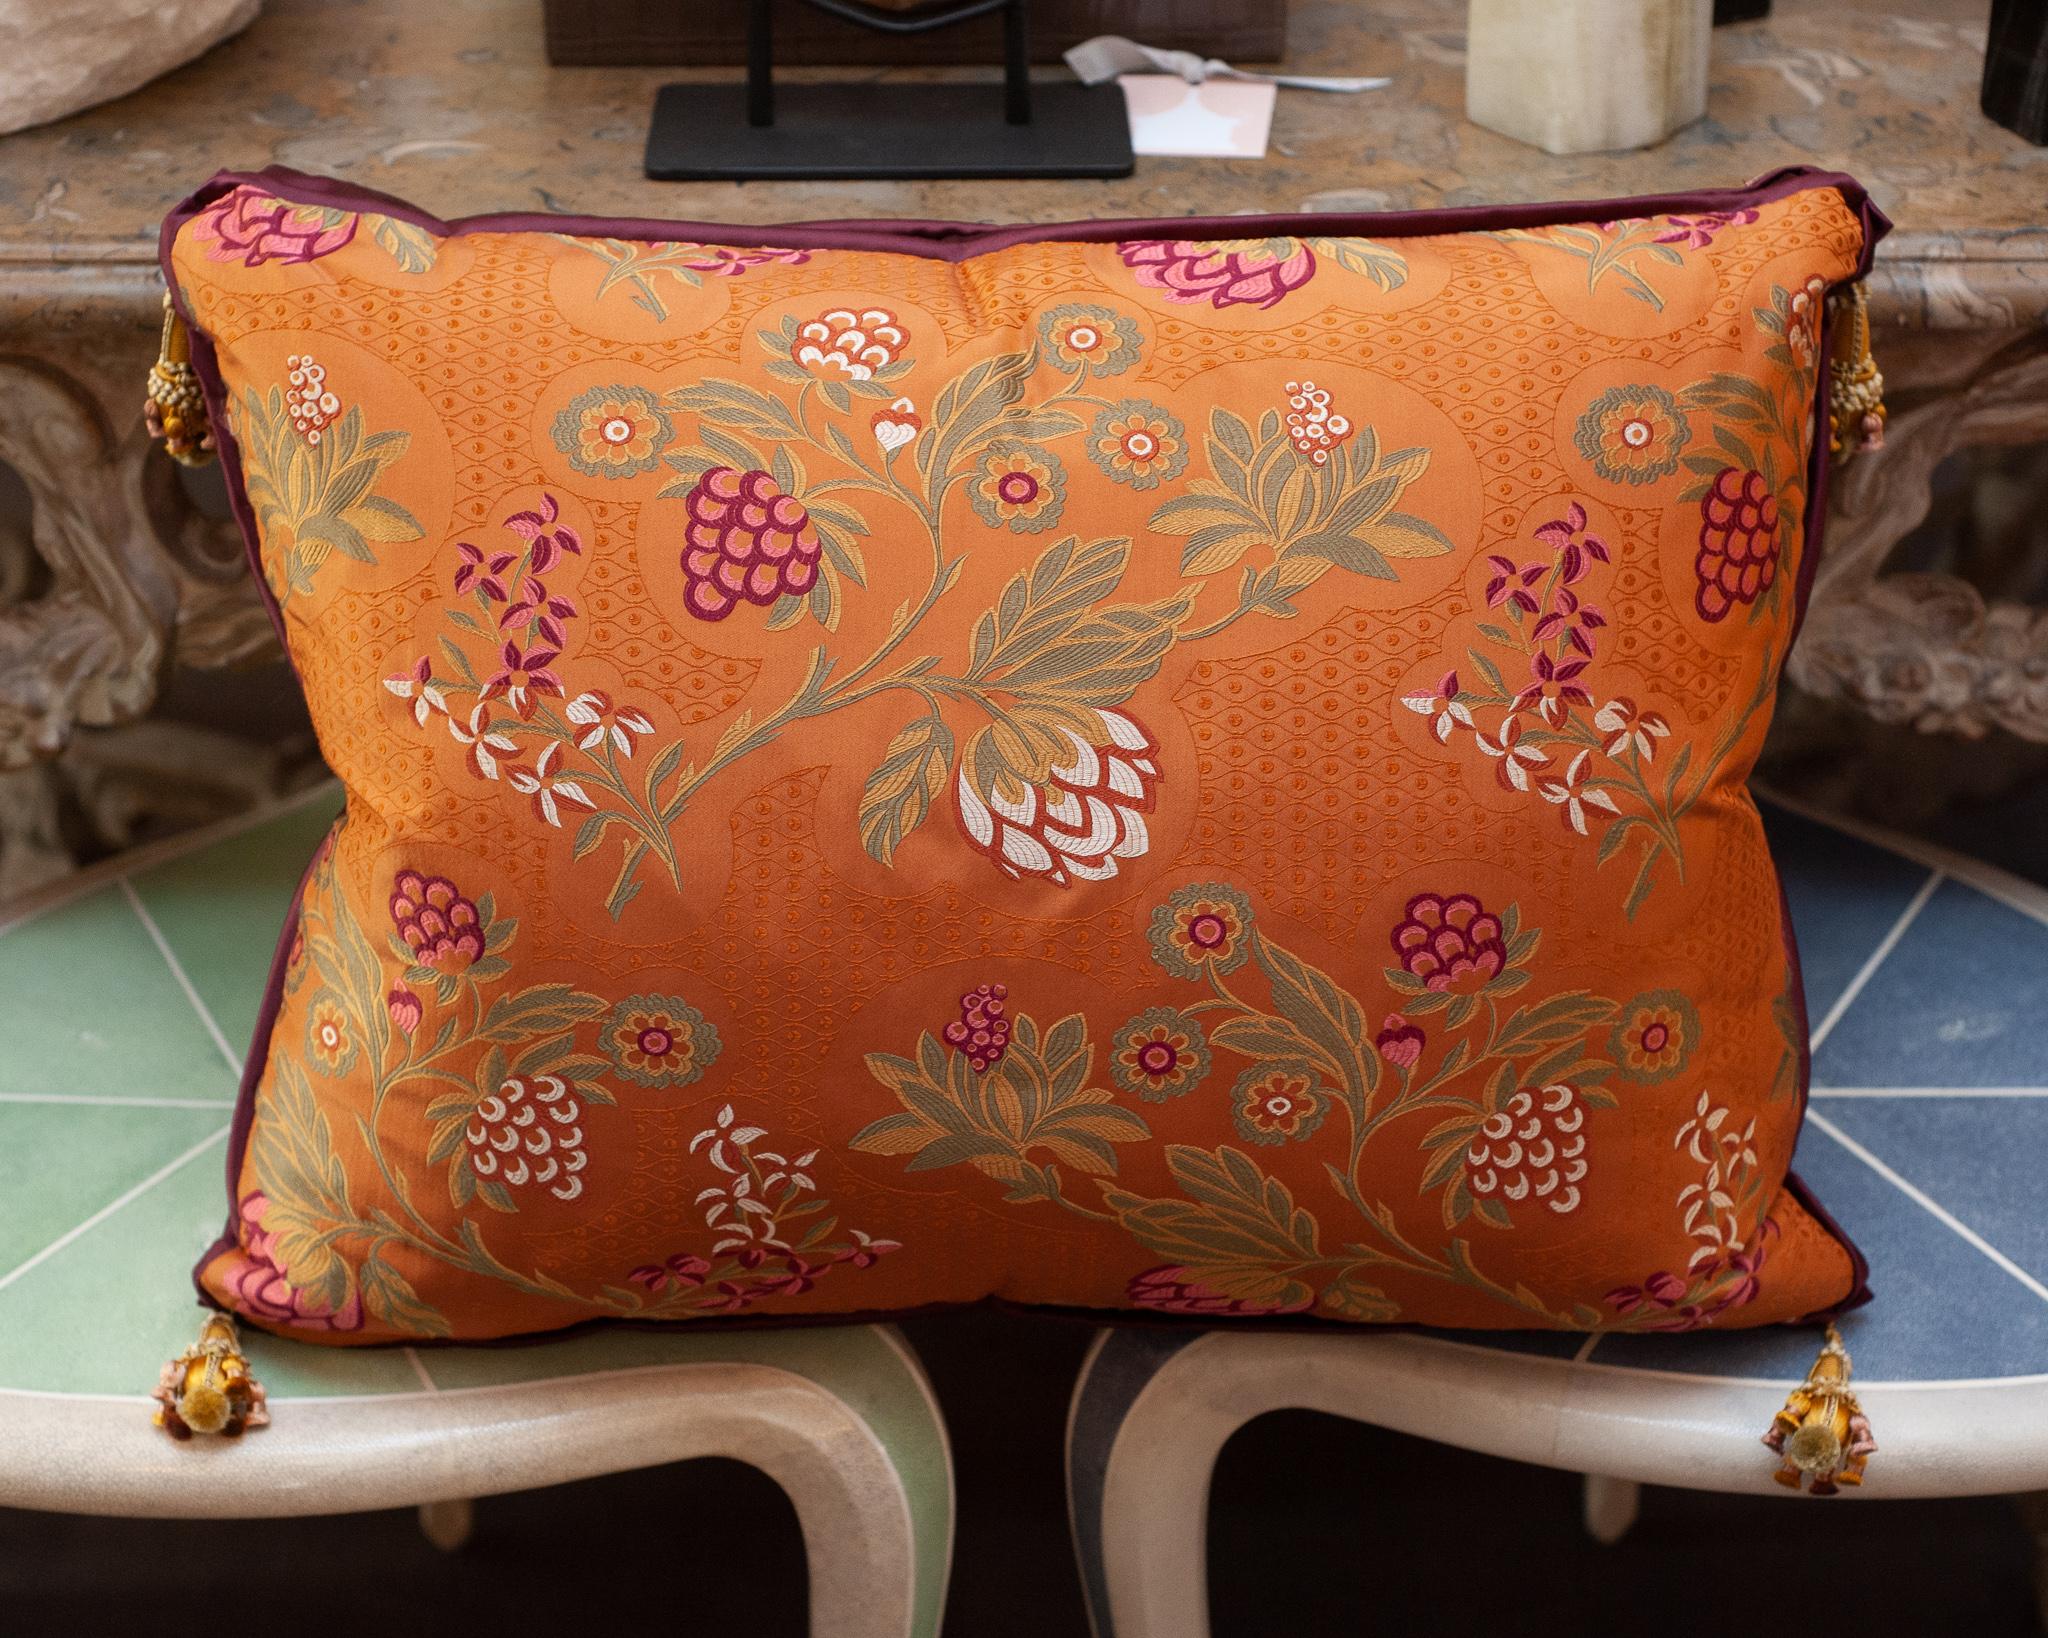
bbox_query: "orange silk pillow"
[164,166,1881,1344]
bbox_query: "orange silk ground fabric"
[169,168,1871,1344]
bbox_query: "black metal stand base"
[645,80,1133,181]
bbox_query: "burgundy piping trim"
[160,162,1887,1336]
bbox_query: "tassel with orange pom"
[152,1312,269,1440]
[1763,1324,1875,1494]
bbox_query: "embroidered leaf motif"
[1304,236,1410,292]
[358,1250,450,1337]
[567,236,710,321]
[858,713,954,865]
[1101,1144,1321,1305]
[366,213,438,274]
[1252,936,1375,1098]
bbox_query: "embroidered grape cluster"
[944,982,1012,1073]
[285,353,340,443]
[1283,378,1353,465]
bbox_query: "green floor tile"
[0,1102,231,1279]
[127,789,344,1051]
[0,887,237,1099]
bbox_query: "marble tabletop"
[0,0,2041,328]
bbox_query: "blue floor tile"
[1813,878,2048,1088]
[1813,1096,2048,1292]
[1761,802,1935,1024]
[1590,1116,2048,1381]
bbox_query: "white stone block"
[1465,0,1713,155]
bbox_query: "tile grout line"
[1810,1087,2048,1099]
[1808,1110,2048,1306]
[0,1092,237,1109]
[0,1126,229,1293]
[1807,868,1943,1054]
[403,1346,438,1392]
[118,877,244,1077]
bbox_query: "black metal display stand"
[644,0,1135,182]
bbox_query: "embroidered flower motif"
[872,396,922,452]
[1537,748,1620,836]
[1574,384,1690,486]
[681,244,812,277]
[1593,697,1672,761]
[482,640,564,720]
[793,307,907,380]
[1118,236,1317,310]
[468,1074,588,1202]
[1038,303,1143,376]
[1127,1264,1312,1316]
[382,656,447,727]
[499,577,577,651]
[1148,882,1254,978]
[194,189,355,267]
[605,994,720,1088]
[1476,714,1548,792]
[954,707,1159,886]
[1401,669,1475,744]
[1391,892,1505,993]
[1786,275,1828,368]
[1375,1014,1425,1069]
[225,1192,364,1332]
[507,740,596,828]
[1088,401,1187,490]
[969,442,1066,532]
[1694,466,1781,621]
[629,1253,712,1294]
[1231,1067,1326,1145]
[943,982,1012,1073]
[390,870,485,972]
[1283,379,1354,465]
[504,492,584,575]
[1531,500,1611,585]
[1465,1083,1588,1216]
[453,540,515,601]
[1652,208,1758,251]
[1111,1007,1212,1101]
[448,704,518,781]
[552,385,673,477]
[305,992,355,1075]
[679,465,824,621]
[386,983,422,1036]
[1514,650,1593,728]
[1610,990,1700,1082]
[566,690,655,757]
[284,354,341,443]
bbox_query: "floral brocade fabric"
[168,167,1874,1344]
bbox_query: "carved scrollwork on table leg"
[1790,329,2048,742]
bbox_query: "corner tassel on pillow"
[153,1312,269,1440]
[1762,1324,1874,1494]
[1827,282,1886,459]
[145,288,215,467]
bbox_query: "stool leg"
[417,1497,473,1551]
[1582,1474,1640,1545]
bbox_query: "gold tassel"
[145,288,215,467]
[1827,282,1886,461]
[152,1312,269,1440]
[1762,1323,1874,1494]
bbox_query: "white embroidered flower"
[954,706,1159,886]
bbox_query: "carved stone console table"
[0,0,2039,882]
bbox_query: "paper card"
[1117,73,1278,159]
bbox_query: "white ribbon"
[1064,34,1390,94]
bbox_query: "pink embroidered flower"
[1594,697,1671,761]
[1117,235,1317,311]
[382,657,447,727]
[194,188,356,268]
[1532,501,1611,586]
[954,707,1159,886]
[1400,669,1474,744]
[836,1230,901,1270]
[629,1253,712,1294]
[507,741,595,829]
[679,466,824,621]
[682,244,812,277]
[1537,748,1620,836]
[454,540,515,601]
[1391,893,1506,993]
[943,982,1012,1073]
[1515,650,1593,728]
[482,640,564,719]
[1531,586,1606,657]
[1476,714,1548,792]
[1606,1268,1688,1315]
[1375,1014,1425,1069]
[500,577,577,649]
[390,870,485,972]
[386,983,422,1036]
[1485,556,1544,615]
[223,1192,364,1332]
[1652,208,1757,250]
[504,492,583,575]
[1127,1265,1312,1317]
[566,690,655,757]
